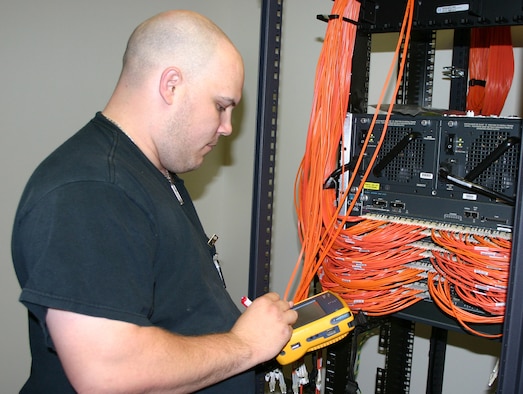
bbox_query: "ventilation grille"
[467,131,520,194]
[376,127,425,183]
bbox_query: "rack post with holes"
[249,0,284,393]
[249,0,283,300]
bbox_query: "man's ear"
[159,67,181,105]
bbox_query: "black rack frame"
[249,0,283,301]
[249,1,284,392]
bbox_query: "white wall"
[1,1,520,393]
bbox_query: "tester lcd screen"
[277,291,354,365]
[293,300,326,328]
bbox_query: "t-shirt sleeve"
[16,181,158,340]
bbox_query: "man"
[12,10,297,393]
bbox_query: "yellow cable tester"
[277,290,355,365]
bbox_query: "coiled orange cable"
[466,26,514,116]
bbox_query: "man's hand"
[231,292,297,364]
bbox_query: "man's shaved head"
[120,10,235,85]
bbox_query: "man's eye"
[217,104,226,112]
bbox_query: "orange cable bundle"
[327,220,428,256]
[428,271,503,339]
[466,26,514,116]
[318,221,430,315]
[320,276,427,316]
[482,26,514,116]
[287,0,417,303]
[427,230,510,338]
[466,28,489,114]
[287,0,362,301]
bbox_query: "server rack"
[349,3,523,393]
[249,1,523,393]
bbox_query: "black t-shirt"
[12,113,254,393]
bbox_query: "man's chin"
[178,159,204,174]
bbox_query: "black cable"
[439,167,515,205]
